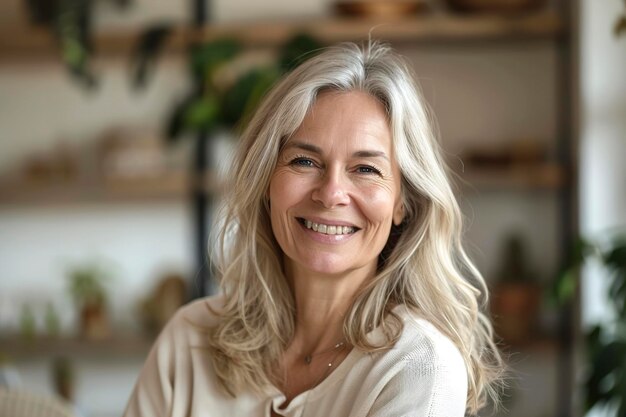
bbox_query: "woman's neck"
[274,263,376,406]
[285,262,376,353]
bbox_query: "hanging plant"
[131,29,322,140]
[24,0,132,87]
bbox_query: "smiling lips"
[297,218,358,235]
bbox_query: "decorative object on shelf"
[553,233,626,416]
[140,273,187,336]
[464,138,545,168]
[334,0,429,18]
[95,127,186,182]
[490,232,541,345]
[444,0,546,14]
[457,139,563,189]
[0,126,192,204]
[66,262,112,340]
[19,142,80,184]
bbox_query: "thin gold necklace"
[310,342,348,389]
[303,341,345,365]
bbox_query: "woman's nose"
[311,168,350,209]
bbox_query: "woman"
[124,42,503,417]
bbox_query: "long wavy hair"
[208,41,503,414]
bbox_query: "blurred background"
[0,0,625,416]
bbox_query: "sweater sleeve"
[366,334,468,417]
[122,310,181,417]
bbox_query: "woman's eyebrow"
[286,141,323,155]
[352,150,389,162]
[286,141,389,162]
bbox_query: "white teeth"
[302,219,356,235]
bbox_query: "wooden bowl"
[445,0,547,14]
[335,1,429,18]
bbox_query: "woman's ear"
[393,202,404,226]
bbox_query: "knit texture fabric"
[123,296,468,417]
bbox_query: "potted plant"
[490,232,542,345]
[66,263,112,340]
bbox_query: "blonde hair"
[208,41,504,414]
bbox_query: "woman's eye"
[357,165,381,175]
[290,157,315,167]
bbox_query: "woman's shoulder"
[359,308,469,417]
[156,294,225,347]
[392,306,466,375]
[171,294,225,327]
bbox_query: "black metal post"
[191,0,212,299]
[555,0,578,415]
[193,0,208,28]
[192,133,211,298]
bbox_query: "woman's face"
[269,90,404,278]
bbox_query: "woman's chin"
[288,255,376,280]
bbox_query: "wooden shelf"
[0,334,153,358]
[0,162,562,207]
[454,163,565,191]
[187,10,566,45]
[0,171,221,206]
[0,10,565,60]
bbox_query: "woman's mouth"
[297,218,358,235]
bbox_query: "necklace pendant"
[304,355,312,364]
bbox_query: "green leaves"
[131,23,173,89]
[182,95,221,131]
[221,67,280,128]
[570,234,626,415]
[551,268,577,307]
[55,0,96,88]
[586,328,626,416]
[163,33,322,140]
[605,237,626,320]
[189,39,242,84]
[549,237,595,306]
[25,0,133,88]
[66,263,112,307]
[278,33,323,72]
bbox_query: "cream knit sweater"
[123,296,468,417]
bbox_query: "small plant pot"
[491,282,541,345]
[80,300,110,340]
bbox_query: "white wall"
[579,1,626,416]
[0,58,188,171]
[579,0,626,326]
